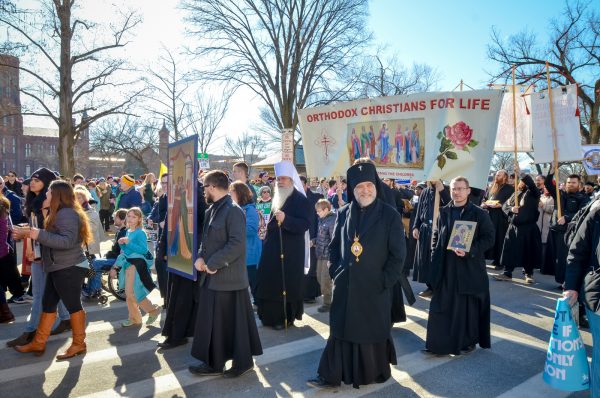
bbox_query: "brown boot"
[56,310,86,360]
[15,312,57,356]
[0,303,15,323]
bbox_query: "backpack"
[565,196,600,248]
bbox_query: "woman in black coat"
[495,171,542,283]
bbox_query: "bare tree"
[224,131,266,170]
[487,0,599,144]
[182,0,371,139]
[186,90,232,154]
[354,52,440,98]
[0,0,144,177]
[89,116,157,172]
[142,46,190,141]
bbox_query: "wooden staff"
[512,65,519,208]
[546,61,562,219]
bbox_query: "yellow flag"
[159,162,168,178]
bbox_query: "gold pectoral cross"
[351,234,363,262]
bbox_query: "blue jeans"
[83,258,116,294]
[25,262,69,332]
[588,308,600,398]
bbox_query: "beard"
[355,194,376,208]
[272,186,294,211]
[205,192,214,204]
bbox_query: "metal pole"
[277,221,288,331]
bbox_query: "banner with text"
[492,84,533,152]
[533,84,581,163]
[298,90,504,189]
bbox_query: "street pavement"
[0,237,593,397]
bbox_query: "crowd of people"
[0,159,597,396]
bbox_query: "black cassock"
[303,189,323,300]
[160,182,207,344]
[500,175,542,273]
[542,173,589,282]
[412,185,450,284]
[255,189,311,326]
[426,202,495,355]
[483,184,513,266]
[317,199,406,388]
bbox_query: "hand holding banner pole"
[546,61,562,219]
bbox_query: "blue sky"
[369,0,566,90]
[14,0,570,155]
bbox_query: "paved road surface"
[1,238,592,397]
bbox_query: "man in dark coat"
[301,175,322,302]
[425,176,495,356]
[543,172,589,284]
[158,179,207,349]
[307,162,406,389]
[482,170,513,268]
[189,170,262,377]
[255,161,311,330]
[412,180,451,297]
[494,168,542,283]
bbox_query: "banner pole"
[546,61,562,219]
[512,65,519,209]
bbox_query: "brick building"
[0,54,92,177]
[0,54,171,179]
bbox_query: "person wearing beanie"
[5,168,71,348]
[116,174,142,210]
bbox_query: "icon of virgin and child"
[349,119,423,167]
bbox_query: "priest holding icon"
[425,176,495,356]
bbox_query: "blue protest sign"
[543,298,590,391]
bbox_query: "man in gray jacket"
[189,170,262,378]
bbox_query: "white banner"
[493,85,533,152]
[582,145,600,175]
[281,129,294,163]
[298,90,504,189]
[532,84,581,163]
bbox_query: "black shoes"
[306,376,338,389]
[272,322,294,330]
[223,366,254,378]
[317,305,330,313]
[157,338,188,349]
[188,364,223,376]
[461,345,476,355]
[50,319,72,336]
[6,331,36,347]
[189,363,253,378]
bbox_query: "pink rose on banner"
[445,122,473,150]
[436,121,478,170]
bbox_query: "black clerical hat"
[347,162,378,191]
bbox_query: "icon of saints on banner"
[447,220,477,252]
[346,118,425,169]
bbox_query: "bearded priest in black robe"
[308,162,406,389]
[255,161,311,330]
